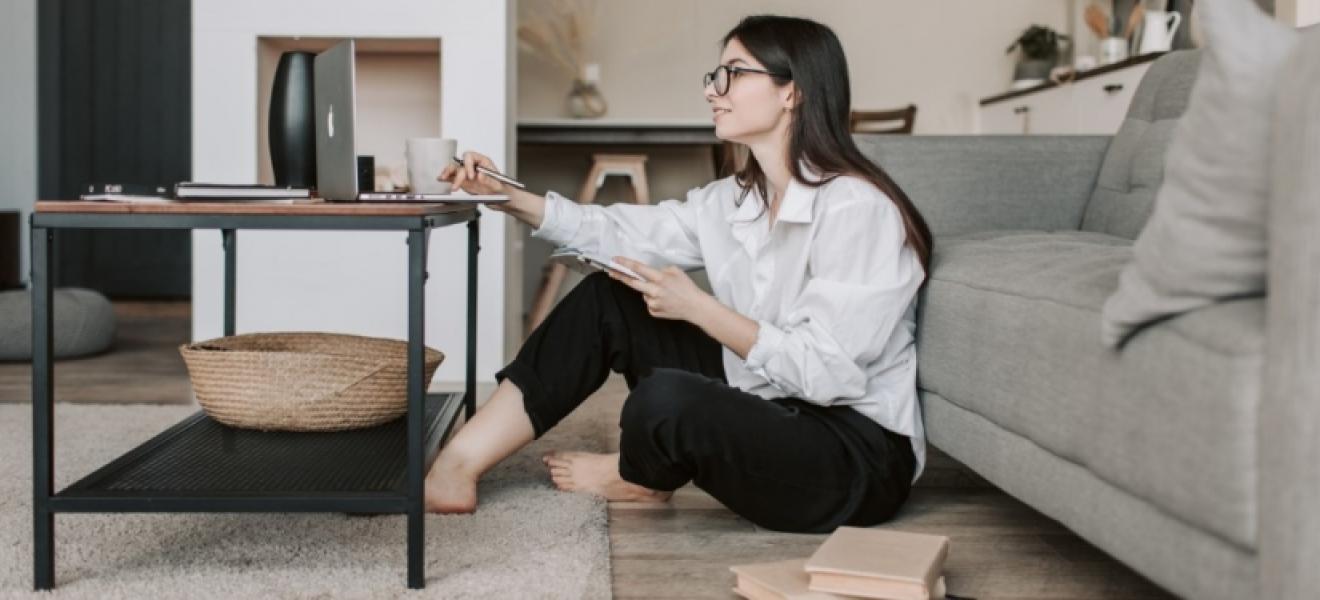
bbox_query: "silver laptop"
[313,39,509,204]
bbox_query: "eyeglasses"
[702,64,790,96]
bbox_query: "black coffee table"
[30,200,491,590]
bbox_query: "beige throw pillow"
[1101,0,1298,347]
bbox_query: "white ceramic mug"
[406,138,456,194]
[1099,37,1129,65]
[1139,10,1182,54]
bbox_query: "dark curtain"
[38,0,192,298]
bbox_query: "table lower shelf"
[52,392,465,513]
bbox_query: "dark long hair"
[720,15,933,272]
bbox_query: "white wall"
[1279,0,1320,26]
[518,0,1073,134]
[0,0,37,285]
[192,0,513,386]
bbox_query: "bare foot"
[424,455,478,514]
[542,451,673,503]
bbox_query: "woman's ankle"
[429,447,480,481]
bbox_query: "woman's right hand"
[438,151,513,212]
[438,150,547,226]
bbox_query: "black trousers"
[495,272,916,533]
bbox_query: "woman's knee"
[554,270,611,306]
[578,270,612,288]
[620,368,709,432]
[556,270,639,315]
[578,270,631,296]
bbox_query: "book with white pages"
[174,182,310,200]
[80,183,304,203]
[730,559,848,600]
[80,194,175,204]
[81,183,173,204]
[355,192,510,204]
[804,527,950,600]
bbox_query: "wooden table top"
[35,200,485,216]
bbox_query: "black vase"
[269,51,317,189]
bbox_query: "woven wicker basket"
[179,332,444,432]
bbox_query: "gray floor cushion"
[916,230,1261,552]
[0,288,116,361]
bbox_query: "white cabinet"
[1066,64,1149,134]
[980,98,1031,134]
[979,57,1154,135]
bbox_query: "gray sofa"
[856,48,1318,599]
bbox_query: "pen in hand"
[449,156,526,190]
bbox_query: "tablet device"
[549,248,644,281]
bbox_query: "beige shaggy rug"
[0,395,617,599]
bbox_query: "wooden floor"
[0,301,193,404]
[592,376,1175,600]
[2,301,1176,599]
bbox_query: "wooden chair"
[526,153,650,337]
[850,104,918,134]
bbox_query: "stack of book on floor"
[730,527,956,600]
[81,183,312,204]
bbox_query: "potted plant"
[1006,25,1071,87]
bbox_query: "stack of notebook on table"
[80,183,312,204]
[730,527,965,600]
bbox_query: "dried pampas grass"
[518,0,598,80]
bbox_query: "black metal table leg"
[31,225,54,590]
[466,216,479,419]
[222,229,236,336]
[406,228,428,589]
[26,206,480,591]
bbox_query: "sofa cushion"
[855,135,1110,237]
[1081,51,1200,240]
[917,231,1261,551]
[1100,0,1297,348]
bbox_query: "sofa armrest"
[854,134,1110,237]
[1260,33,1320,599]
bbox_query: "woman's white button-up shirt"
[531,170,927,483]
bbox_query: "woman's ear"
[781,84,800,112]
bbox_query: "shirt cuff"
[745,320,785,379]
[531,190,583,247]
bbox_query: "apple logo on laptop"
[327,104,335,138]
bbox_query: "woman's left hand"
[609,257,712,323]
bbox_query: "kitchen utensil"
[1085,3,1112,37]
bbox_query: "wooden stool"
[526,154,650,337]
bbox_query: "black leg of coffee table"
[222,229,236,336]
[407,228,428,589]
[466,216,479,419]
[31,226,54,590]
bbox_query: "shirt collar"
[726,160,825,225]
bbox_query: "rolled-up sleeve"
[531,186,708,270]
[743,188,924,406]
[530,190,585,247]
